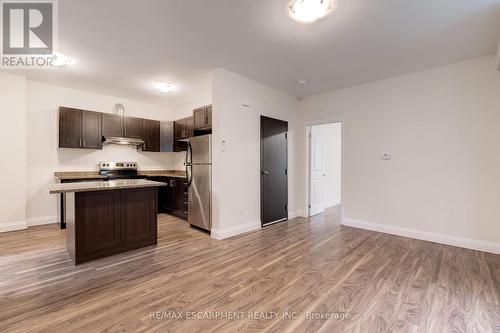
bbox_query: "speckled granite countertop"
[48,179,167,194]
[54,171,106,180]
[54,170,187,180]
[138,170,186,178]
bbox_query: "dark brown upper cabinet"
[102,113,123,137]
[124,116,143,139]
[59,107,82,148]
[142,119,160,152]
[59,107,102,149]
[174,118,184,140]
[186,116,194,137]
[82,111,103,149]
[174,116,194,141]
[193,105,212,130]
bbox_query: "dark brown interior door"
[260,116,288,226]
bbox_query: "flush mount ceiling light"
[153,82,178,93]
[51,52,76,66]
[288,0,336,23]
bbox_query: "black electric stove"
[99,161,147,180]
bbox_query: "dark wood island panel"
[65,187,157,265]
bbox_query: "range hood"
[103,136,144,146]
[102,104,145,147]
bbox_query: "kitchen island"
[49,179,166,265]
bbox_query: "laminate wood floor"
[0,209,499,333]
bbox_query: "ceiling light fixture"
[51,52,76,66]
[288,0,336,23]
[153,82,178,93]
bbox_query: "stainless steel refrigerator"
[186,134,212,231]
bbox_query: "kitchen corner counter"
[48,179,167,194]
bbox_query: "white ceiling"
[4,0,500,109]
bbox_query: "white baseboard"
[289,210,307,219]
[342,218,500,255]
[324,200,341,209]
[27,215,58,227]
[211,221,261,240]
[0,220,27,233]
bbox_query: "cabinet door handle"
[83,138,86,147]
[79,137,82,147]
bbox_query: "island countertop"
[54,170,186,181]
[48,179,167,194]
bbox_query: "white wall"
[211,68,299,239]
[0,73,26,232]
[173,72,212,119]
[26,81,184,226]
[311,123,342,208]
[297,55,500,252]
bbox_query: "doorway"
[308,122,342,217]
[260,116,288,226]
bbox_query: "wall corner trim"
[211,221,261,240]
[342,217,500,255]
[496,38,500,70]
[0,220,27,233]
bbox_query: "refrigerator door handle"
[186,141,193,165]
[186,164,193,187]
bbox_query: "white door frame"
[305,120,344,218]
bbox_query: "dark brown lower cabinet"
[66,187,157,265]
[120,188,157,247]
[149,176,187,220]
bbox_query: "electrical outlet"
[446,214,453,224]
